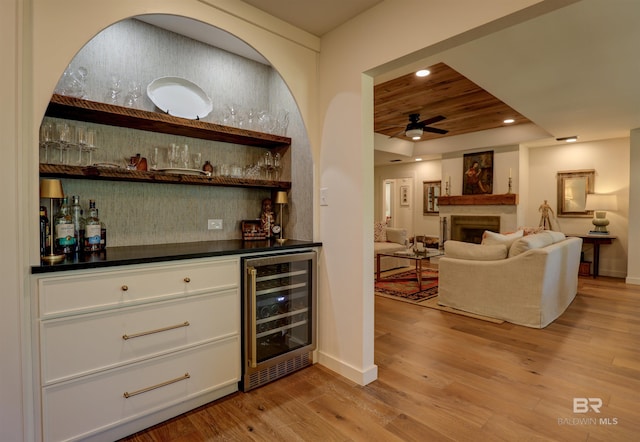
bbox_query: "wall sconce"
[585,193,618,234]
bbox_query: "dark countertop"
[33,239,322,274]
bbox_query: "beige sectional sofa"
[438,231,582,328]
[374,224,408,272]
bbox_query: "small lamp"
[40,179,65,263]
[274,191,288,244]
[585,193,618,234]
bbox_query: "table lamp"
[585,193,618,234]
[274,191,288,244]
[40,179,65,263]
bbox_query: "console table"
[566,233,616,278]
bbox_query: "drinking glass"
[180,144,190,168]
[56,123,72,164]
[104,75,122,105]
[123,81,142,108]
[85,129,97,165]
[75,126,87,165]
[167,143,179,168]
[149,146,159,170]
[192,152,202,170]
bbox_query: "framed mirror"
[557,170,595,217]
[423,181,441,215]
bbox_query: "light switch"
[320,187,328,206]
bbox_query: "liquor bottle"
[70,195,85,254]
[54,197,75,255]
[98,208,107,251]
[84,200,101,253]
[39,206,49,257]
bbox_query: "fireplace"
[451,215,500,244]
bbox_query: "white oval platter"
[146,77,213,120]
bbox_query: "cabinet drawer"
[40,289,239,384]
[38,257,239,317]
[42,338,240,442]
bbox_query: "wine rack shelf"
[39,163,292,190]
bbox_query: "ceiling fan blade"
[388,128,407,138]
[419,115,446,126]
[423,126,449,134]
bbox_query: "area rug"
[374,268,439,304]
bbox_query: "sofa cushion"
[508,231,555,257]
[374,222,387,242]
[444,240,508,261]
[481,230,523,248]
[546,230,566,243]
[386,227,407,245]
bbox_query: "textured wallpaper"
[41,18,312,246]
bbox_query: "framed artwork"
[556,169,595,217]
[423,181,440,215]
[400,185,410,206]
[463,151,493,195]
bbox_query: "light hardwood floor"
[120,276,640,441]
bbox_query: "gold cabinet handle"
[122,321,190,340]
[184,277,191,283]
[123,373,190,398]
[121,285,129,291]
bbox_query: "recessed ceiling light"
[503,118,515,124]
[556,136,578,142]
[416,69,430,77]
[415,158,422,162]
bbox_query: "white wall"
[527,138,629,278]
[316,0,542,384]
[375,159,442,237]
[628,128,640,284]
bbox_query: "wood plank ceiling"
[374,62,532,141]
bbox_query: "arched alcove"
[39,15,313,248]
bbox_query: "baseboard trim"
[316,351,378,386]
[625,276,640,285]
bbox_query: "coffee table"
[376,249,443,290]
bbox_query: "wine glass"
[167,143,179,168]
[149,146,159,170]
[39,122,54,163]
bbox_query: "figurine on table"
[260,198,275,238]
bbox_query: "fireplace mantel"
[438,194,518,206]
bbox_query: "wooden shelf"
[45,94,291,149]
[438,194,518,206]
[39,164,291,190]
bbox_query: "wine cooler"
[241,250,317,391]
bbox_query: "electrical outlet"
[208,219,223,230]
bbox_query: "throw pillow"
[481,230,524,249]
[444,240,508,261]
[386,227,407,245]
[518,226,545,236]
[508,232,555,257]
[374,222,387,242]
[546,230,566,243]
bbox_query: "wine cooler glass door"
[246,251,316,369]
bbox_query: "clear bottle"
[39,206,49,257]
[54,197,75,255]
[70,195,85,254]
[84,200,102,253]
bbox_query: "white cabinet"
[32,257,240,442]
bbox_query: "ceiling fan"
[390,113,448,139]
